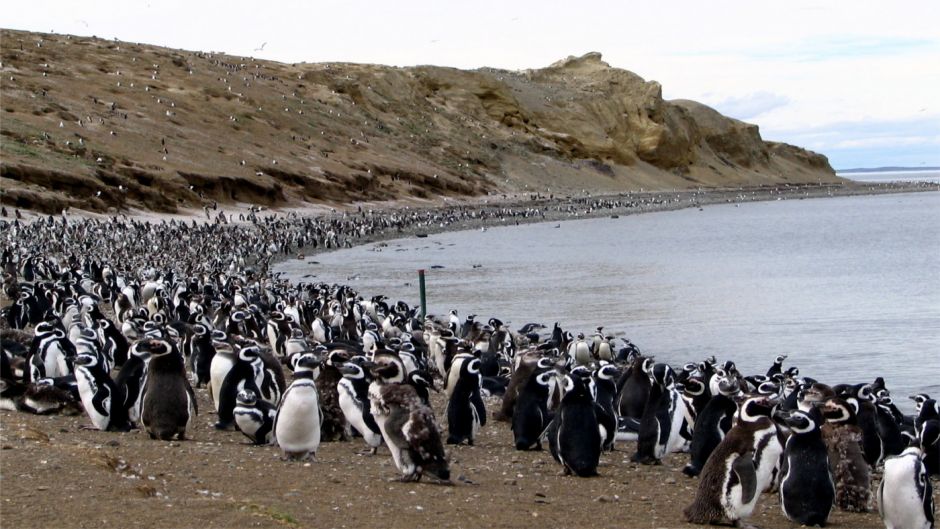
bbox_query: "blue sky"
[5,0,939,169]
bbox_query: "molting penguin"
[234,389,276,445]
[778,407,835,527]
[684,375,740,477]
[820,397,872,513]
[73,351,131,431]
[273,353,322,461]
[878,446,934,529]
[684,394,777,526]
[546,374,601,477]
[316,349,350,442]
[368,357,450,482]
[139,338,197,440]
[496,353,552,422]
[446,356,486,445]
[338,358,383,454]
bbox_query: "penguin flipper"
[732,452,758,507]
[470,389,486,427]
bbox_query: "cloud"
[706,91,791,120]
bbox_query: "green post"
[418,269,427,320]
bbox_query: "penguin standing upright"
[546,374,601,477]
[234,389,276,445]
[368,357,450,482]
[114,340,151,425]
[512,368,556,450]
[634,363,688,464]
[73,351,130,431]
[684,375,740,477]
[187,323,215,387]
[273,353,322,461]
[615,355,653,421]
[778,407,835,527]
[684,395,778,526]
[821,397,872,513]
[316,350,350,442]
[446,357,486,445]
[208,332,235,411]
[338,358,383,453]
[878,446,934,529]
[215,344,279,429]
[591,363,619,451]
[496,353,552,422]
[139,339,197,441]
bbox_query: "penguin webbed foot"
[79,424,101,431]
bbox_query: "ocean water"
[277,192,940,408]
[840,169,940,184]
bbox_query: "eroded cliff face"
[0,30,837,214]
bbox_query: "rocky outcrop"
[0,30,837,214]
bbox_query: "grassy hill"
[1,29,838,214]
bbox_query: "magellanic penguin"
[634,363,690,465]
[73,351,131,431]
[337,357,383,454]
[591,363,620,451]
[684,375,740,477]
[878,446,934,529]
[778,407,835,527]
[446,356,486,445]
[546,374,601,477]
[512,367,556,450]
[496,352,552,422]
[316,349,351,442]
[234,389,276,445]
[820,397,872,513]
[273,353,323,461]
[139,338,197,440]
[683,394,778,526]
[615,354,653,423]
[368,355,450,483]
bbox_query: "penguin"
[512,368,556,450]
[684,394,777,526]
[615,354,653,422]
[114,340,151,424]
[766,354,787,377]
[879,446,935,529]
[446,356,486,445]
[234,389,276,445]
[368,357,450,482]
[634,363,689,465]
[778,407,835,527]
[820,397,872,513]
[405,368,436,408]
[337,358,383,454]
[187,323,215,387]
[73,351,131,431]
[496,353,552,422]
[546,374,602,477]
[5,378,82,415]
[591,363,619,451]
[568,333,592,367]
[316,349,350,442]
[208,332,235,411]
[139,338,197,441]
[683,375,740,477]
[215,344,281,429]
[273,352,323,461]
[917,417,939,478]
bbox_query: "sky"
[4,0,939,170]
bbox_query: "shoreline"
[282,180,939,264]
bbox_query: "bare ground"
[2,386,932,529]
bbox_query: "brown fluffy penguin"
[684,395,778,526]
[820,396,872,512]
[316,349,351,441]
[495,351,552,422]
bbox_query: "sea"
[277,173,940,410]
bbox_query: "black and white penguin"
[615,354,653,421]
[684,395,777,526]
[546,374,601,477]
[234,389,276,445]
[820,397,872,513]
[778,407,835,527]
[878,446,934,529]
[634,362,689,464]
[683,375,740,477]
[446,357,486,445]
[215,344,282,429]
[917,412,939,478]
[368,357,450,482]
[591,363,619,451]
[187,323,215,387]
[139,338,197,441]
[73,351,131,431]
[273,353,322,461]
[337,358,383,453]
[512,368,556,450]
[766,354,787,377]
[496,353,553,422]
[208,332,235,411]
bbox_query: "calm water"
[841,169,940,184]
[278,192,940,408]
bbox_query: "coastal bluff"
[1,29,837,214]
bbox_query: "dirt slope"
[1,30,837,214]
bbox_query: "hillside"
[0,29,838,214]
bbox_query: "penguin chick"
[821,397,872,513]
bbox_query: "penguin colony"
[1,213,937,527]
